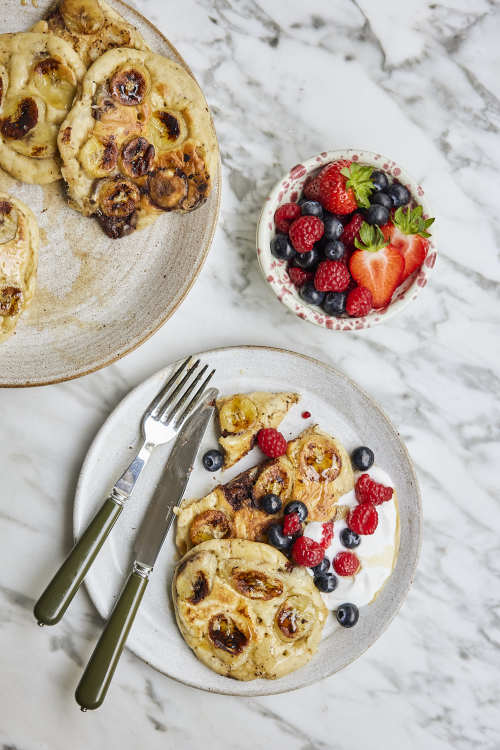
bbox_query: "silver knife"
[75,387,218,711]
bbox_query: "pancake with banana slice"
[0,192,39,341]
[58,47,218,238]
[31,0,148,67]
[176,425,354,555]
[0,32,85,183]
[217,391,300,469]
[172,539,327,680]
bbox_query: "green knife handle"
[75,566,149,711]
[33,496,124,626]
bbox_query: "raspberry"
[303,175,321,201]
[333,551,360,576]
[289,215,324,253]
[314,260,351,292]
[319,521,334,548]
[341,213,364,247]
[348,503,378,535]
[346,286,373,317]
[288,267,313,288]
[283,512,301,536]
[274,202,301,234]
[257,428,287,458]
[355,473,393,505]
[291,535,325,567]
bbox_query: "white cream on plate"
[303,466,399,609]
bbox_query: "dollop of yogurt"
[303,466,398,609]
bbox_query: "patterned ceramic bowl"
[256,149,437,330]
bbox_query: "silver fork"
[34,356,215,627]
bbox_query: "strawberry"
[349,222,404,309]
[382,206,435,282]
[303,175,321,201]
[318,160,374,215]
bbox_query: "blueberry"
[299,281,324,306]
[267,522,293,552]
[351,445,374,471]
[340,527,361,549]
[312,557,330,576]
[365,203,390,226]
[259,493,282,515]
[371,170,389,192]
[323,214,344,240]
[294,247,320,269]
[371,191,393,211]
[271,234,296,261]
[336,602,359,628]
[202,449,223,471]
[301,200,323,218]
[322,239,345,261]
[314,572,338,593]
[284,500,308,522]
[322,291,347,317]
[387,182,411,207]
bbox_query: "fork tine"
[156,359,201,422]
[161,363,208,423]
[148,356,192,419]
[173,368,216,428]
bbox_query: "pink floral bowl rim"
[256,148,437,331]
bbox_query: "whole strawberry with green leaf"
[318,160,375,215]
[349,222,404,309]
[381,206,435,282]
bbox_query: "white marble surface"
[1,0,499,747]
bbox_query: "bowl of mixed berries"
[257,149,436,330]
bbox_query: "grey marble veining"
[1,0,500,748]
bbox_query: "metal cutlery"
[34,356,215,627]
[75,386,218,710]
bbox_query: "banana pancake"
[0,32,85,183]
[31,0,148,67]
[172,539,328,680]
[176,425,354,555]
[0,192,39,341]
[58,47,218,237]
[216,391,300,469]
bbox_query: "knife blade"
[134,386,218,569]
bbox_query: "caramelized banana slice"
[148,109,188,152]
[96,211,137,239]
[230,568,283,600]
[189,510,232,546]
[60,0,104,34]
[275,595,316,641]
[98,176,140,218]
[119,136,154,178]
[147,167,187,210]
[0,200,18,244]
[299,437,342,482]
[208,613,250,656]
[0,97,38,140]
[31,57,76,110]
[0,286,22,317]
[175,550,217,604]
[252,457,294,502]
[79,135,118,178]
[110,64,150,106]
[219,396,258,434]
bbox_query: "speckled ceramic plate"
[0,0,220,387]
[257,149,437,330]
[74,346,422,696]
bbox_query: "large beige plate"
[0,0,220,387]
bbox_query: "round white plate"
[0,0,220,386]
[74,346,422,696]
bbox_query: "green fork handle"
[75,567,149,711]
[33,496,123,626]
